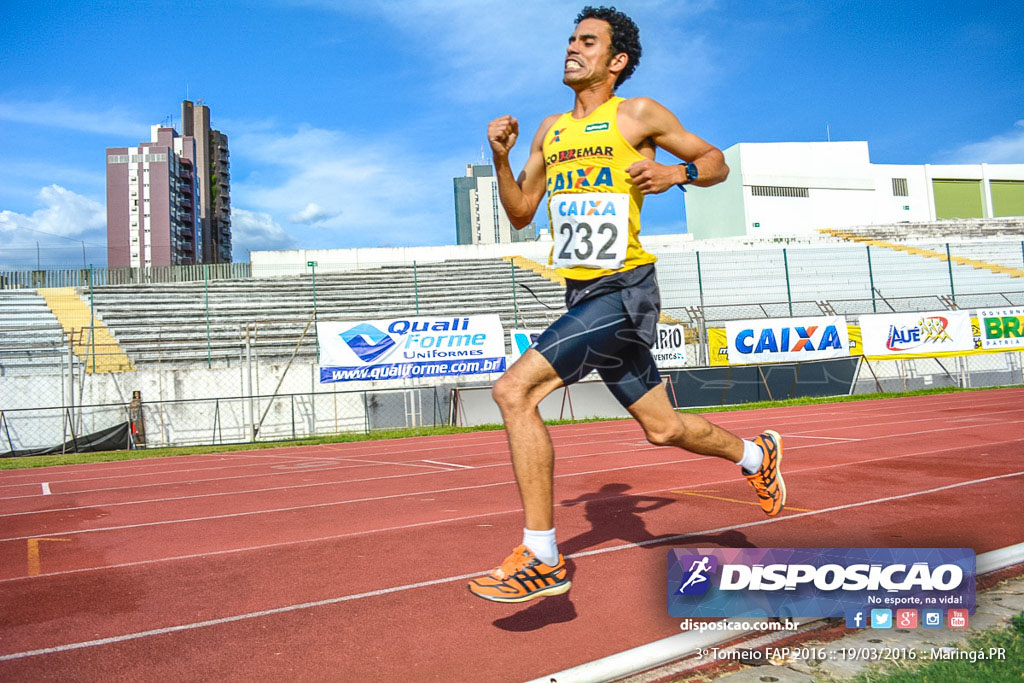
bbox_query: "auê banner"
[667,548,976,618]
[860,311,975,358]
[725,316,850,365]
[318,315,507,383]
[979,306,1024,350]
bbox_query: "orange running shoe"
[468,545,571,603]
[744,430,786,516]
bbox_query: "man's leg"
[626,383,786,516]
[468,348,573,603]
[625,383,743,461]
[491,348,565,530]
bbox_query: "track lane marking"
[1,391,1018,488]
[3,437,1022,581]
[421,460,474,469]
[1,470,1019,662]
[672,489,813,512]
[2,417,1019,520]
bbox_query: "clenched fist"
[488,115,519,158]
[626,159,684,195]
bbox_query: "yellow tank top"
[542,96,657,281]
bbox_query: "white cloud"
[293,1,716,104]
[0,98,149,137]
[230,207,299,257]
[0,185,107,268]
[940,121,1024,164]
[288,202,335,224]
[231,124,460,248]
[0,184,105,241]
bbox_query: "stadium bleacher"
[84,258,566,365]
[0,290,68,375]
[4,229,1022,369]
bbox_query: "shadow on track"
[492,483,757,632]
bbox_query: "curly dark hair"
[576,5,642,88]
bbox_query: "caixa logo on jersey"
[667,548,976,618]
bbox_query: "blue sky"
[1,0,1022,268]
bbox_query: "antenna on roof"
[480,143,486,165]
[826,122,831,142]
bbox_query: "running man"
[468,6,784,603]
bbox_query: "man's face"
[563,17,618,87]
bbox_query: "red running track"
[0,388,1022,682]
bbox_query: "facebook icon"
[845,609,867,629]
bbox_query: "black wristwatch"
[677,161,698,192]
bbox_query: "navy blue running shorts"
[532,288,662,408]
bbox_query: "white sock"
[522,527,559,566]
[738,439,764,475]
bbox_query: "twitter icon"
[870,609,893,629]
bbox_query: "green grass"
[0,384,1014,471]
[849,612,1024,682]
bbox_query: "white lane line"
[788,435,862,442]
[4,440,1019,585]
[421,460,474,469]
[0,394,1017,494]
[1,470,1019,662]
[574,470,1024,559]
[0,456,701,541]
[41,483,51,496]
[2,418,1019,522]
[0,389,1016,485]
[0,440,662,504]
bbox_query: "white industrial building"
[684,141,1024,239]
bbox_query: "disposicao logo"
[675,555,718,595]
[667,548,976,618]
[886,316,951,351]
[340,323,396,363]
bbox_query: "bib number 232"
[551,192,629,269]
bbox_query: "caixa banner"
[725,316,850,365]
[667,548,975,618]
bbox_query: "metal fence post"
[695,251,705,310]
[782,248,793,316]
[945,243,956,303]
[89,264,96,373]
[413,260,420,315]
[204,264,212,368]
[511,260,519,328]
[866,245,877,313]
[363,391,370,434]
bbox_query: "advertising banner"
[509,324,688,368]
[318,315,506,383]
[651,324,689,369]
[668,547,976,618]
[509,329,546,364]
[724,316,851,366]
[979,306,1024,350]
[860,311,975,358]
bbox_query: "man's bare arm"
[619,97,729,195]
[489,114,560,228]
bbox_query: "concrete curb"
[527,542,1024,683]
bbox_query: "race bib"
[550,192,629,269]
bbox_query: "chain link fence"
[3,240,1023,455]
